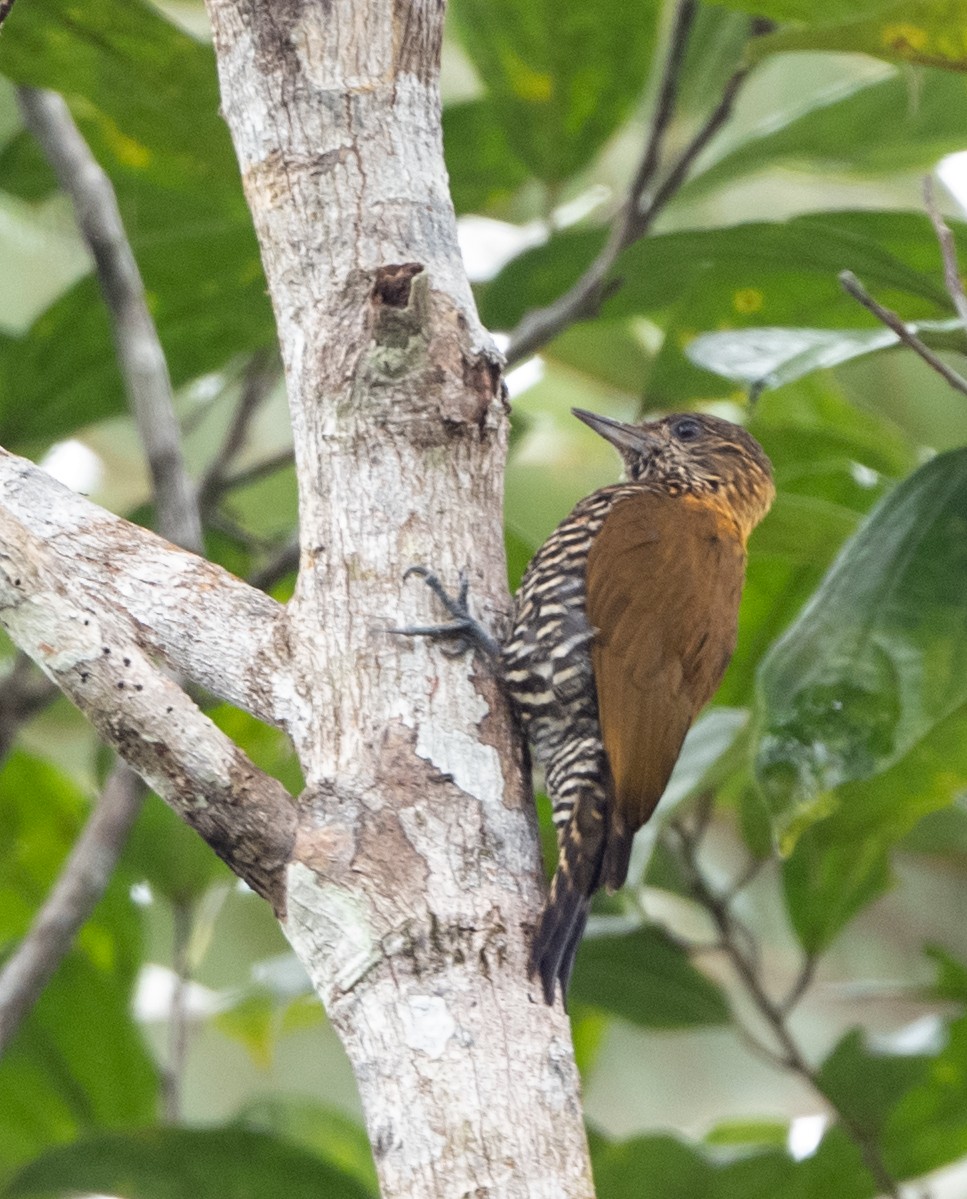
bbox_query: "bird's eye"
[673,417,702,441]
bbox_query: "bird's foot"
[392,566,501,660]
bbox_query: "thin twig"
[619,0,698,242]
[671,819,904,1199]
[16,87,203,553]
[839,270,967,399]
[505,13,759,367]
[162,900,194,1123]
[0,765,145,1057]
[249,537,300,593]
[923,175,967,334]
[218,447,295,496]
[779,952,817,1017]
[198,352,280,510]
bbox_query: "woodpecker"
[503,408,774,1003]
[400,408,774,1005]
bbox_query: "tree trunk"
[0,0,596,1191]
[204,1,594,1195]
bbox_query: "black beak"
[571,408,660,455]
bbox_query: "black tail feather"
[531,771,637,1007]
[529,879,590,1006]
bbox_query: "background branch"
[0,765,145,1057]
[0,508,297,911]
[505,11,761,368]
[0,652,58,766]
[0,447,290,728]
[670,816,905,1199]
[198,352,281,512]
[839,270,967,398]
[16,87,203,554]
[0,92,217,1064]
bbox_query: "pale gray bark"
[0,0,595,1193]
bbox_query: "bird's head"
[572,408,775,537]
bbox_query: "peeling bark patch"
[377,720,454,799]
[373,262,424,308]
[401,993,454,1058]
[293,822,356,879]
[354,806,428,896]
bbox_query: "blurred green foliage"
[2,0,967,1195]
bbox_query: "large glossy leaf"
[755,448,967,847]
[686,321,966,395]
[682,71,967,201]
[0,954,157,1171]
[570,925,729,1027]
[4,1127,374,1199]
[0,752,86,948]
[449,0,658,183]
[752,1,967,72]
[480,211,959,335]
[236,1099,377,1195]
[0,0,273,449]
[782,699,967,950]
[817,1018,967,1181]
[590,1129,876,1199]
[706,0,923,24]
[886,1013,967,1178]
[442,100,530,215]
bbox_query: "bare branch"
[923,175,967,335]
[249,537,300,593]
[0,446,292,728]
[671,818,903,1199]
[16,87,203,554]
[0,765,144,1057]
[218,447,295,497]
[839,270,967,399]
[505,12,757,367]
[162,899,195,1122]
[0,514,297,910]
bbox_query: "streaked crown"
[573,408,775,537]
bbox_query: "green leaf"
[782,700,967,950]
[480,211,959,335]
[705,1119,789,1148]
[886,1013,967,1177]
[923,945,967,1004]
[236,1099,378,1196]
[686,321,965,395]
[591,1134,717,1199]
[569,925,729,1027]
[682,70,967,201]
[754,448,967,847]
[450,0,658,182]
[0,955,157,1171]
[123,793,228,905]
[442,100,529,214]
[752,1,967,71]
[0,0,273,449]
[589,1129,877,1199]
[0,752,86,947]
[706,0,923,24]
[4,1127,374,1199]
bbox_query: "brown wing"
[586,492,746,839]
